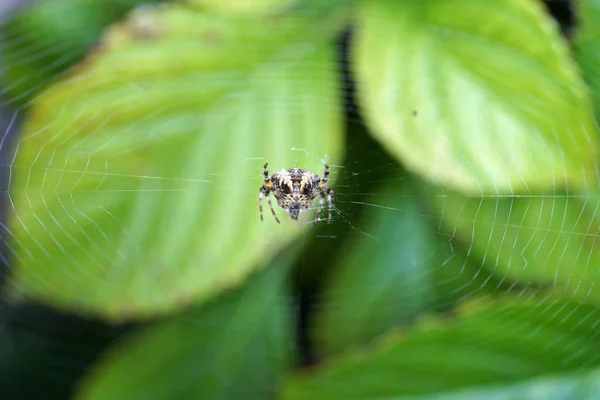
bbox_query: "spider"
[259,163,334,225]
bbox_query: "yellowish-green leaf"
[188,0,292,14]
[428,188,600,304]
[354,0,598,194]
[6,4,343,320]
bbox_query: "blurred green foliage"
[77,249,296,400]
[284,297,600,399]
[0,0,163,106]
[1,0,600,399]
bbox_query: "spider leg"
[327,188,334,224]
[260,163,280,223]
[322,164,330,184]
[267,192,280,223]
[263,163,270,184]
[259,187,266,221]
[260,185,280,223]
[313,193,325,226]
[314,166,332,225]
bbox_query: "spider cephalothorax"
[259,163,334,225]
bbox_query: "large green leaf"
[76,250,295,400]
[426,188,600,305]
[353,0,598,194]
[576,0,600,116]
[0,0,162,106]
[5,3,344,320]
[282,296,600,399]
[312,177,503,357]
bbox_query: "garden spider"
[259,163,334,225]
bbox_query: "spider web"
[0,0,599,397]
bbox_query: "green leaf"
[575,0,600,116]
[76,250,295,400]
[353,0,598,194]
[311,177,466,356]
[282,296,600,399]
[311,176,523,358]
[6,4,344,320]
[312,178,433,356]
[427,188,600,304]
[0,0,162,106]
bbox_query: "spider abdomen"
[260,163,334,224]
